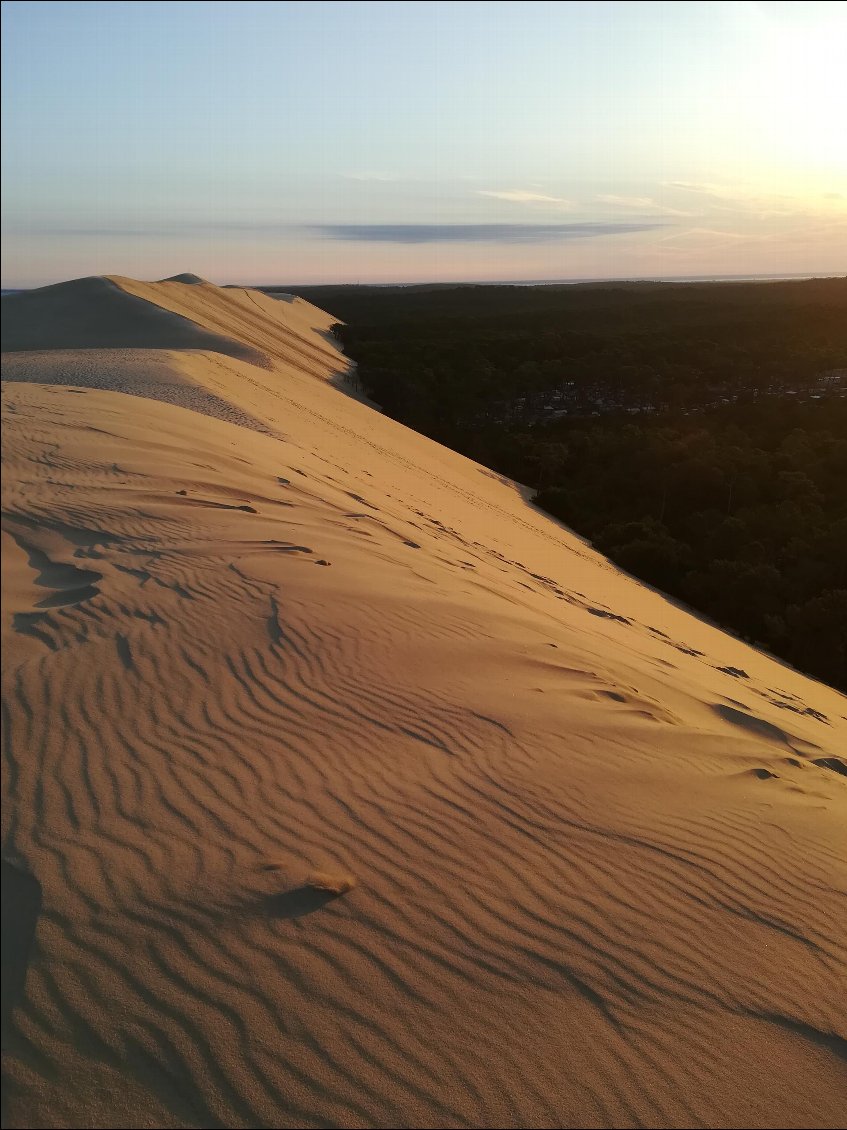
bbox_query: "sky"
[2,0,846,287]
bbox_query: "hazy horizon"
[2,0,846,288]
[3,270,841,296]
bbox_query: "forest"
[270,278,847,689]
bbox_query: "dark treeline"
[269,278,847,688]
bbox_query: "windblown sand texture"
[2,275,846,1129]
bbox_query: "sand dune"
[0,349,277,435]
[2,276,846,1129]
[1,276,264,365]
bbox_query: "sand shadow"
[711,702,819,750]
[263,886,345,920]
[813,757,847,777]
[1,860,42,1043]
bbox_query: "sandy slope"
[2,276,846,1130]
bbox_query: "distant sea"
[509,272,837,285]
[394,272,839,287]
[278,272,841,289]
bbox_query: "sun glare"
[741,4,847,180]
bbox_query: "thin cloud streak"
[2,219,667,243]
[597,194,657,208]
[2,220,304,238]
[596,194,695,218]
[314,222,666,244]
[478,190,572,205]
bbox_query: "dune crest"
[159,272,210,285]
[2,276,846,1129]
[1,275,264,364]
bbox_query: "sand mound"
[159,272,210,285]
[1,275,266,366]
[2,277,846,1129]
[113,274,348,382]
[1,274,354,433]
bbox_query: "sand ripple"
[2,278,846,1128]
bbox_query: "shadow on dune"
[262,885,346,919]
[1,276,266,366]
[257,288,298,304]
[711,702,822,751]
[1,860,42,1043]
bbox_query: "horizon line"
[3,271,844,293]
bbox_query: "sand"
[2,275,846,1129]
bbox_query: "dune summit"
[2,275,846,1129]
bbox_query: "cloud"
[8,220,301,238]
[664,182,736,197]
[596,194,695,218]
[660,226,752,243]
[660,181,841,219]
[477,190,572,205]
[662,181,779,208]
[8,218,668,247]
[313,222,665,244]
[597,194,657,209]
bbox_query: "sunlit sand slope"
[2,276,846,1129]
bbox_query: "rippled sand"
[2,275,845,1128]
